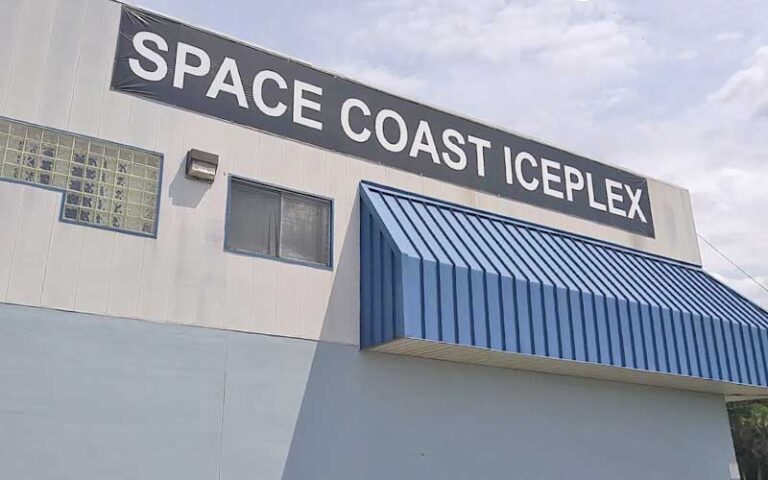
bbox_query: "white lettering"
[129,32,168,82]
[293,80,323,130]
[515,152,539,191]
[541,158,564,199]
[409,121,440,164]
[375,109,408,153]
[205,57,247,108]
[467,135,491,177]
[605,179,626,217]
[625,185,648,223]
[442,129,466,171]
[504,147,514,184]
[340,98,371,143]
[173,42,210,89]
[252,70,287,117]
[563,165,584,202]
[586,173,607,211]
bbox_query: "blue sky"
[130,0,768,307]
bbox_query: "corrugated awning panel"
[359,182,768,391]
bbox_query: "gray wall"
[0,303,737,480]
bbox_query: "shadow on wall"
[275,191,735,480]
[168,153,211,208]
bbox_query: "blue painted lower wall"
[0,303,737,480]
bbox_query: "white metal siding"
[0,0,702,346]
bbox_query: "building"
[0,1,766,479]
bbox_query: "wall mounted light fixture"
[185,149,218,183]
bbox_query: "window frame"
[224,175,334,270]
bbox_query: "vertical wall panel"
[223,127,259,331]
[0,183,25,302]
[256,134,284,185]
[0,0,26,112]
[137,107,185,321]
[37,0,89,311]
[4,0,57,122]
[68,0,117,135]
[105,99,158,318]
[40,222,84,310]
[193,117,235,329]
[5,188,58,305]
[165,115,213,326]
[250,256,279,333]
[74,229,114,314]
[37,0,87,129]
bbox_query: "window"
[0,116,162,237]
[225,177,332,268]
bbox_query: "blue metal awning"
[359,182,768,396]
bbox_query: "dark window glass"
[226,178,331,267]
[280,193,330,265]
[226,180,280,256]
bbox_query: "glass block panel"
[127,202,141,217]
[39,158,54,171]
[94,212,110,226]
[103,156,117,172]
[63,206,78,220]
[56,146,72,160]
[9,136,25,151]
[54,159,70,174]
[0,117,162,236]
[126,216,141,231]
[5,150,22,165]
[37,172,52,186]
[41,144,56,158]
[127,189,142,204]
[81,195,94,209]
[26,127,42,141]
[42,131,58,144]
[24,139,40,154]
[83,181,96,195]
[10,124,27,137]
[142,192,157,207]
[2,164,19,179]
[20,168,35,183]
[57,134,74,148]
[52,174,67,188]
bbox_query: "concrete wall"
[0,0,702,347]
[0,302,738,480]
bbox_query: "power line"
[698,233,768,295]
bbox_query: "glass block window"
[0,117,162,237]
[225,177,332,268]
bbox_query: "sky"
[131,0,768,308]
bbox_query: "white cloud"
[342,0,650,84]
[715,31,744,42]
[710,46,768,119]
[329,62,427,97]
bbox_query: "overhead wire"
[698,233,768,295]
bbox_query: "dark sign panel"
[111,6,655,237]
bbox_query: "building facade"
[0,1,765,479]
